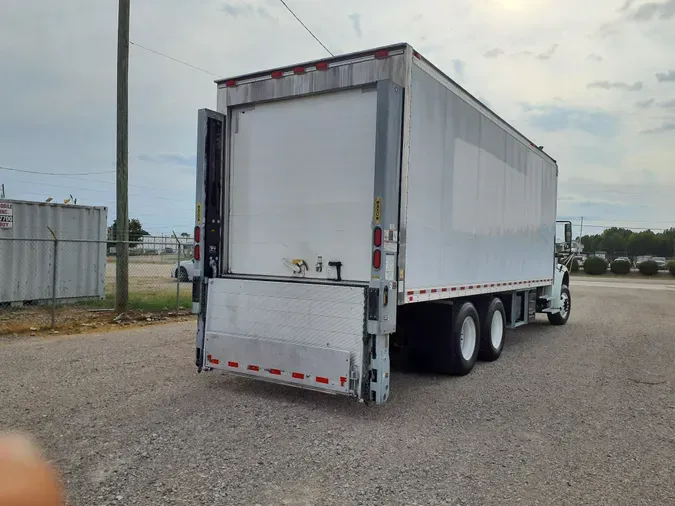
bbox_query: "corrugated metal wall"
[0,200,108,304]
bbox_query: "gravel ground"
[1,283,674,506]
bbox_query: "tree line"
[579,227,675,258]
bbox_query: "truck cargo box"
[193,43,571,404]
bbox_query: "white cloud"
[0,0,674,233]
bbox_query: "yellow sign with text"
[373,197,382,225]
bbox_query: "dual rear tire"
[411,297,506,375]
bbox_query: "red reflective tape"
[207,355,219,365]
[227,361,239,368]
[340,376,347,387]
[248,365,260,371]
[408,296,413,302]
[292,372,304,380]
[269,368,282,375]
[316,377,329,385]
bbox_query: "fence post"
[173,232,180,312]
[46,227,58,329]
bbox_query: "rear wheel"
[444,302,480,375]
[176,266,189,282]
[547,285,571,325]
[478,297,506,362]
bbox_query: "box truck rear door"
[228,87,378,283]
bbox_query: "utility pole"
[116,0,130,313]
[579,216,584,239]
[0,184,5,199]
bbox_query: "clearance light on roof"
[413,51,421,59]
[374,49,390,59]
[224,79,237,87]
[271,70,284,78]
[315,62,329,70]
[293,66,306,74]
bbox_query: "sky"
[0,0,674,238]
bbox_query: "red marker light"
[316,62,329,70]
[373,227,382,247]
[372,249,382,270]
[374,50,389,59]
[225,79,237,87]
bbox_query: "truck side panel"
[403,63,557,298]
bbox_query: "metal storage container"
[0,200,108,304]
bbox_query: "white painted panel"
[405,66,556,291]
[228,88,378,282]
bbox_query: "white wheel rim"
[490,311,504,349]
[460,316,477,361]
[560,291,570,319]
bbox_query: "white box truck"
[192,43,572,404]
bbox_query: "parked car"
[171,259,195,282]
[614,256,631,263]
[652,257,667,270]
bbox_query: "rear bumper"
[204,333,351,394]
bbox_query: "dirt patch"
[0,306,195,339]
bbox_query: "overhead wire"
[0,165,114,176]
[277,0,334,56]
[129,41,223,77]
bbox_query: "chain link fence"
[0,233,194,336]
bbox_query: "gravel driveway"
[1,283,674,505]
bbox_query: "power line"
[277,0,334,57]
[130,41,222,77]
[9,178,191,204]
[0,165,115,176]
[3,166,195,194]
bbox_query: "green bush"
[638,260,659,276]
[669,260,675,277]
[610,259,631,275]
[584,257,608,275]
